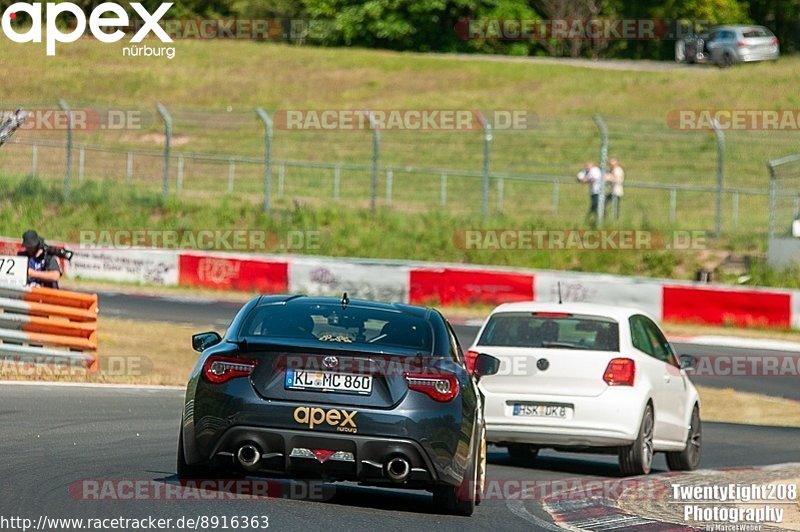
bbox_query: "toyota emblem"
[536,358,550,371]
[322,356,339,369]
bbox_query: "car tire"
[666,406,701,471]
[433,438,479,516]
[508,443,539,462]
[476,426,487,506]
[720,52,734,68]
[177,428,218,479]
[618,403,654,476]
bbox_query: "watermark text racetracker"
[70,477,332,502]
[274,109,535,131]
[455,229,707,251]
[77,229,321,252]
[674,353,800,378]
[0,354,153,378]
[668,109,800,130]
[456,18,713,41]
[1,108,146,131]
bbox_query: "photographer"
[20,229,62,289]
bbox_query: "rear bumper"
[739,49,779,62]
[210,426,438,486]
[182,375,477,487]
[482,388,645,448]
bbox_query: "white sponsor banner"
[67,248,179,286]
[289,258,410,303]
[535,272,663,320]
[0,255,28,287]
[792,292,800,330]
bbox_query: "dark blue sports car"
[178,294,499,515]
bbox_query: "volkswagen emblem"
[322,356,339,369]
[536,358,550,371]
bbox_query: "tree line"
[21,0,800,58]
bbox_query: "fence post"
[593,114,608,227]
[177,154,184,193]
[712,119,725,235]
[31,144,37,177]
[440,173,447,208]
[477,112,492,219]
[278,164,285,197]
[669,188,677,224]
[768,161,777,240]
[386,168,393,205]
[552,180,559,216]
[333,165,341,200]
[496,176,504,212]
[156,103,172,199]
[78,147,85,182]
[58,99,73,199]
[126,151,133,183]
[732,191,739,230]
[363,111,380,213]
[255,108,273,213]
[227,158,236,193]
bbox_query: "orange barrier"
[0,285,98,369]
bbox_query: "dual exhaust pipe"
[384,456,411,483]
[237,444,261,471]
[237,443,411,483]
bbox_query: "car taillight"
[464,350,480,375]
[737,40,747,47]
[772,37,779,46]
[603,358,635,386]
[404,373,459,402]
[203,356,257,384]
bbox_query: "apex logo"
[1,2,173,56]
[293,407,358,433]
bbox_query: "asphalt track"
[96,290,800,401]
[2,290,794,531]
[1,383,798,532]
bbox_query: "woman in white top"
[605,158,624,220]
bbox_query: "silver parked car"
[676,25,779,67]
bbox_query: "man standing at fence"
[20,230,61,289]
[577,161,603,225]
[605,158,624,220]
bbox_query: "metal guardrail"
[0,284,98,369]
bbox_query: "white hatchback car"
[467,302,701,476]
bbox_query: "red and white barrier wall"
[1,236,797,329]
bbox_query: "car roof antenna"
[341,292,349,309]
[557,282,563,304]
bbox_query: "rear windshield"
[742,27,772,38]
[239,303,433,353]
[477,312,619,351]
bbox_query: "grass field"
[2,40,800,232]
[2,39,800,282]
[0,174,752,280]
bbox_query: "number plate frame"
[285,369,373,395]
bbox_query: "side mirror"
[679,354,697,372]
[473,353,500,378]
[192,331,222,352]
